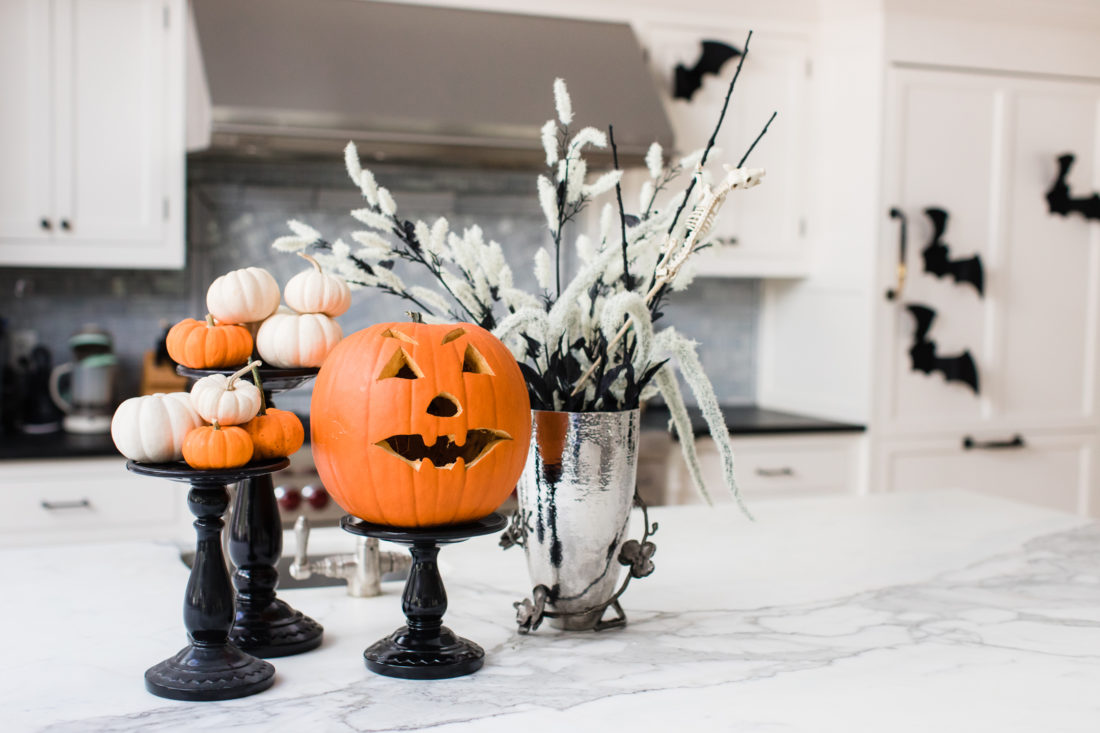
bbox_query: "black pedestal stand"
[127,459,287,701]
[179,366,323,658]
[341,513,507,680]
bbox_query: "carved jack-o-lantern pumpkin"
[311,321,531,527]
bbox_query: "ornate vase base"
[144,643,275,702]
[230,598,324,658]
[548,600,627,631]
[364,626,484,680]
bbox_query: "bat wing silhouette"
[1046,154,1100,221]
[906,304,980,394]
[673,40,741,101]
[920,208,984,296]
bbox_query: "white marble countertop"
[5,491,1100,732]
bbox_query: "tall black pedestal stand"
[127,459,287,701]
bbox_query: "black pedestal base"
[364,625,484,680]
[342,513,506,681]
[145,643,275,702]
[231,598,324,658]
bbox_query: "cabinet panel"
[0,0,52,241]
[65,0,165,243]
[878,433,1096,516]
[638,26,809,277]
[879,68,1100,436]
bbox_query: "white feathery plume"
[678,147,707,172]
[272,235,309,253]
[537,176,559,234]
[482,240,508,288]
[575,234,595,264]
[344,142,362,186]
[330,238,351,259]
[670,259,698,292]
[653,328,748,518]
[441,271,480,314]
[372,267,406,293]
[645,142,663,179]
[565,158,587,204]
[358,170,379,205]
[638,181,654,212]
[653,364,711,505]
[582,169,622,199]
[598,203,614,245]
[502,287,542,312]
[541,120,559,166]
[287,219,321,244]
[429,217,449,256]
[553,78,573,125]
[493,307,549,347]
[351,208,393,231]
[377,188,397,216]
[533,247,553,291]
[599,291,654,370]
[556,159,568,183]
[568,126,607,154]
[414,220,431,251]
[409,286,453,314]
[350,230,390,250]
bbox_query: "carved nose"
[426,393,461,417]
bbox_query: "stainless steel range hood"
[189,0,673,168]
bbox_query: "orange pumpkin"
[167,315,253,369]
[182,422,254,470]
[311,321,531,527]
[244,409,304,460]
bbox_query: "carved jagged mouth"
[375,429,512,470]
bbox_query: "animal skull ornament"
[310,321,531,527]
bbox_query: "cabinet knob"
[40,218,52,231]
[60,219,72,232]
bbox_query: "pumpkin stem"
[212,420,221,430]
[251,362,268,415]
[205,313,216,328]
[227,360,262,391]
[297,251,323,273]
[406,311,424,323]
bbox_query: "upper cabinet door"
[0,0,52,241]
[637,26,810,277]
[61,0,178,261]
[879,68,1100,436]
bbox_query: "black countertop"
[1,406,862,461]
[640,404,864,438]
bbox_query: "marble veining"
[6,491,1100,732]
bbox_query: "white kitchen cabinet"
[0,0,185,270]
[875,432,1098,516]
[877,69,1100,438]
[0,457,190,547]
[635,25,811,277]
[667,432,863,505]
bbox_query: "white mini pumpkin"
[111,392,202,463]
[256,308,343,368]
[206,267,281,325]
[190,362,263,426]
[284,253,351,317]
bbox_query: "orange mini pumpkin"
[244,409,304,460]
[311,321,531,527]
[182,422,254,470]
[167,315,253,369]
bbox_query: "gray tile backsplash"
[0,158,758,409]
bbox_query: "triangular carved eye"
[378,347,423,380]
[462,344,494,375]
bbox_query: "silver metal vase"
[515,408,640,630]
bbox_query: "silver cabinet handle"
[40,498,92,510]
[754,467,794,478]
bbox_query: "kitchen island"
[5,491,1099,732]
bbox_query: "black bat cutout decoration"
[1046,153,1100,221]
[921,208,984,296]
[673,40,742,101]
[906,304,980,395]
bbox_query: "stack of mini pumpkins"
[111,361,305,469]
[166,256,349,371]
